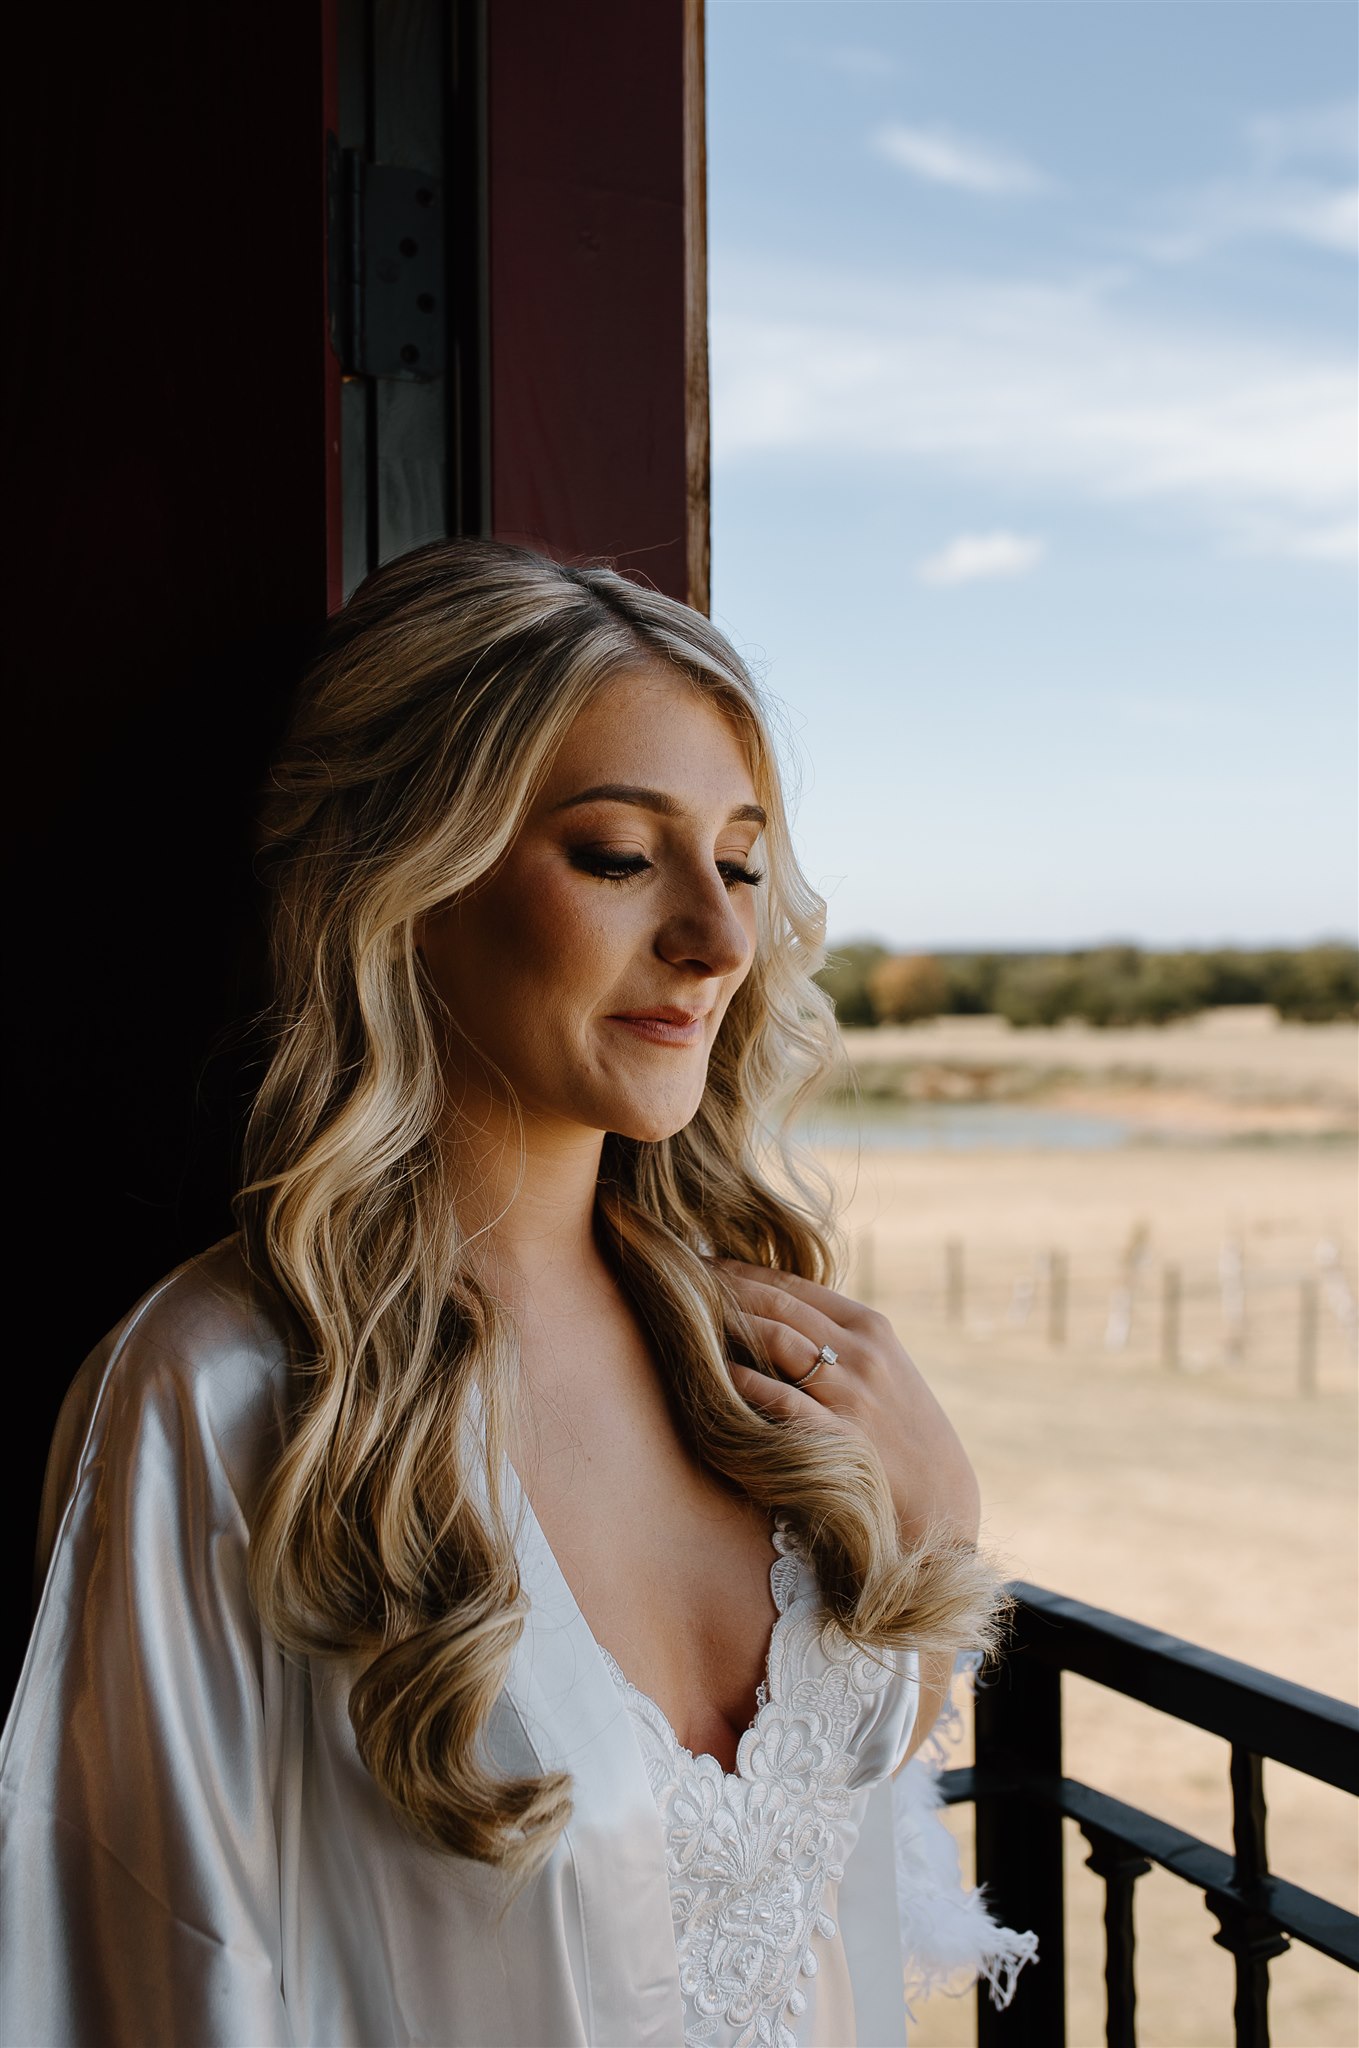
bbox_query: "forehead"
[541,666,760,801]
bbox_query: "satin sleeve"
[1,1274,293,2048]
[846,1644,920,1790]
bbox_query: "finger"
[729,1362,831,1426]
[715,1258,872,1330]
[729,1362,802,1418]
[731,1280,845,1359]
[742,1312,842,1393]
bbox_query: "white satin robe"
[0,1243,922,2048]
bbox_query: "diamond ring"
[789,1342,838,1389]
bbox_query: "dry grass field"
[808,1012,1358,2048]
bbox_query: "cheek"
[447,863,631,1023]
[500,868,615,981]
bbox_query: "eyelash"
[570,849,764,890]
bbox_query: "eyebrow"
[550,783,767,828]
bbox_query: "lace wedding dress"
[601,1522,1037,2048]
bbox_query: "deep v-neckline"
[504,1454,794,1777]
[595,1526,804,1782]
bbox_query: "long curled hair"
[237,538,1002,1886]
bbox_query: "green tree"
[1263,943,1359,1022]
[990,954,1085,1028]
[1068,947,1212,1027]
[814,941,888,1026]
[940,952,1005,1015]
[1131,951,1214,1024]
[1068,945,1146,1027]
[1199,948,1272,1007]
[868,952,950,1025]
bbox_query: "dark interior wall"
[3,0,705,1709]
[5,4,339,1701]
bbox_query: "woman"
[1,541,1033,2046]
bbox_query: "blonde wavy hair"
[237,538,1002,1886]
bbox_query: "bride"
[1,540,1033,2045]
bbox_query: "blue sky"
[707,1,1358,950]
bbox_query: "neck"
[439,1074,612,1318]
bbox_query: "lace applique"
[600,1525,895,2048]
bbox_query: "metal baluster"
[1206,1747,1289,2048]
[975,1641,1065,2045]
[1080,1824,1150,2048]
[1232,1745,1268,1890]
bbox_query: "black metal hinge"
[327,137,446,382]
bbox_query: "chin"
[606,1093,705,1146]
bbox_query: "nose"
[654,866,754,982]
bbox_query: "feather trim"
[893,1655,1039,2019]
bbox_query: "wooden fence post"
[1219,1233,1246,1362]
[1315,1238,1358,1356]
[1298,1279,1319,1398]
[946,1239,965,1327]
[858,1229,875,1308]
[1047,1251,1068,1348]
[1161,1266,1182,1371]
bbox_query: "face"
[418,666,765,1145]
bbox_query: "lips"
[607,1006,711,1046]
[612,1007,710,1027]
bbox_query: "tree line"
[816,941,1359,1029]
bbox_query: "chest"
[511,1309,779,1771]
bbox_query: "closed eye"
[569,848,763,889]
[568,849,654,883]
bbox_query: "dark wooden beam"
[486,0,708,606]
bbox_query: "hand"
[714,1259,981,1552]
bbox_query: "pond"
[796,1099,1136,1153]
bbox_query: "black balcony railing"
[939,1584,1359,2047]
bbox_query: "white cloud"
[1274,183,1358,255]
[710,256,1357,564]
[1246,101,1358,169]
[1143,177,1358,263]
[872,121,1049,197]
[917,531,1045,587]
[1140,101,1357,262]
[1264,518,1359,564]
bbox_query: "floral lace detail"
[600,1524,894,2048]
